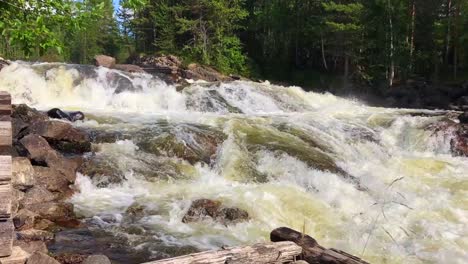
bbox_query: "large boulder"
[33,166,70,193]
[182,199,249,225]
[14,240,48,255]
[28,120,89,143]
[17,229,55,242]
[12,157,36,191]
[93,55,116,69]
[21,186,57,206]
[20,134,83,182]
[23,202,75,222]
[12,104,48,125]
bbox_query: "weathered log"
[271,227,370,264]
[144,241,302,264]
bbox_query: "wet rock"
[459,112,468,124]
[78,157,125,187]
[33,166,70,193]
[124,203,145,222]
[21,186,57,205]
[115,64,145,73]
[138,124,226,164]
[12,157,36,191]
[13,117,29,139]
[87,130,131,144]
[14,240,48,254]
[94,55,116,69]
[82,255,111,264]
[182,199,249,225]
[218,208,249,224]
[24,202,75,222]
[27,252,60,264]
[17,229,54,242]
[451,126,468,156]
[49,140,92,155]
[47,108,85,122]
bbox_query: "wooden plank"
[144,242,302,264]
[0,246,30,264]
[271,227,370,264]
[0,220,14,257]
[0,156,11,184]
[0,122,11,147]
[0,184,11,219]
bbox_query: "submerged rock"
[138,124,226,164]
[182,199,249,225]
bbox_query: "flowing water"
[0,62,467,263]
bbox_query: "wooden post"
[144,242,302,264]
[271,227,370,264]
[0,91,12,257]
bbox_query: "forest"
[1,0,467,90]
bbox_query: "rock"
[0,57,10,71]
[27,252,60,264]
[82,255,111,264]
[182,199,249,225]
[459,112,468,124]
[49,140,92,155]
[0,246,30,264]
[33,166,69,193]
[28,120,89,143]
[23,202,75,222]
[115,64,145,73]
[17,230,54,242]
[53,253,88,264]
[451,128,468,156]
[11,189,25,215]
[124,203,145,222]
[93,55,116,69]
[182,63,232,82]
[47,108,85,122]
[12,105,48,125]
[13,209,39,230]
[14,240,48,254]
[21,186,56,206]
[20,134,82,182]
[12,117,29,140]
[78,158,125,187]
[87,130,131,144]
[138,124,226,164]
[12,157,36,191]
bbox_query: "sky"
[113,0,120,11]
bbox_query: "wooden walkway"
[0,91,13,257]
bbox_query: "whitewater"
[0,62,466,263]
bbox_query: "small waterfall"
[1,62,466,264]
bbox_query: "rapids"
[0,62,467,263]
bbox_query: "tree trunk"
[453,0,460,79]
[444,0,452,66]
[321,33,328,70]
[388,0,395,87]
[144,242,302,264]
[271,227,370,264]
[409,0,416,72]
[343,54,349,88]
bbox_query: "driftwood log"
[144,241,302,264]
[271,227,369,264]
